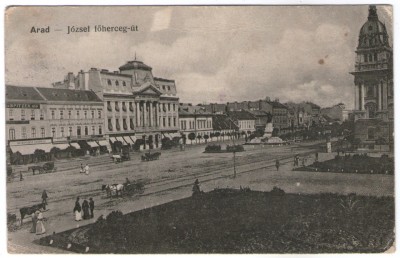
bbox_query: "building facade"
[350,6,393,150]
[6,85,105,155]
[54,59,180,150]
[179,103,213,144]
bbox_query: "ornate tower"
[351,5,393,121]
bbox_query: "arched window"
[122,81,126,87]
[115,80,119,86]
[107,79,112,86]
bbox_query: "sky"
[5,5,393,109]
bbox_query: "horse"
[19,202,45,223]
[101,184,124,198]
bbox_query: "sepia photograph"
[4,3,395,254]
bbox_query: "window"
[41,128,45,138]
[129,102,134,112]
[374,53,378,61]
[130,118,134,130]
[368,54,372,62]
[91,110,95,118]
[116,118,120,131]
[367,127,375,140]
[108,119,113,131]
[92,126,95,135]
[68,110,72,119]
[167,86,171,91]
[21,127,27,139]
[107,101,112,112]
[99,126,102,135]
[107,79,112,86]
[60,110,64,119]
[51,127,56,138]
[173,117,176,127]
[77,126,81,136]
[115,80,119,86]
[40,110,44,120]
[85,126,88,136]
[98,110,102,118]
[168,117,171,127]
[69,127,72,136]
[60,127,65,137]
[51,110,55,119]
[123,118,127,130]
[162,85,166,90]
[122,102,127,112]
[123,81,126,87]
[8,109,14,120]
[168,103,171,111]
[31,127,36,138]
[76,110,80,119]
[163,117,166,127]
[21,110,26,120]
[364,54,368,62]
[84,111,87,119]
[115,102,120,112]
[173,104,175,111]
[9,129,15,140]
[31,109,35,120]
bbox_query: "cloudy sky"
[5,5,392,108]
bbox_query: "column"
[155,103,159,127]
[149,102,153,127]
[145,102,148,127]
[378,83,382,110]
[354,86,359,111]
[361,83,365,110]
[136,102,140,127]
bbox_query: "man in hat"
[192,179,201,196]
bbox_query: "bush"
[270,186,285,196]
[226,145,244,152]
[205,145,222,152]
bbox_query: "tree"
[196,134,202,143]
[204,134,209,143]
[33,149,46,162]
[188,133,196,144]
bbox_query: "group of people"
[30,210,46,235]
[73,197,95,221]
[79,163,90,175]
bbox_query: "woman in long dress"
[30,211,38,233]
[82,200,90,220]
[73,197,82,221]
[35,211,46,235]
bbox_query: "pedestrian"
[42,190,48,210]
[20,171,24,181]
[85,164,90,175]
[315,152,319,162]
[30,210,38,233]
[293,156,297,167]
[192,179,201,196]
[275,159,280,171]
[73,197,82,221]
[35,210,46,235]
[80,163,84,173]
[302,158,305,167]
[82,199,90,220]
[89,198,95,218]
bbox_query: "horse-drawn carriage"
[111,151,131,163]
[141,152,161,161]
[28,162,57,175]
[102,179,146,198]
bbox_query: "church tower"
[351,5,393,121]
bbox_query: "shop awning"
[116,136,128,145]
[129,136,137,143]
[10,143,53,155]
[52,143,70,150]
[70,143,81,149]
[87,141,100,148]
[170,133,182,138]
[123,136,134,144]
[109,137,118,143]
[162,133,172,140]
[97,140,109,146]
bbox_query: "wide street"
[7,140,394,253]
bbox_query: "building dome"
[119,60,152,71]
[357,6,390,49]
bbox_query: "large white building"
[53,59,180,150]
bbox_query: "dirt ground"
[6,140,394,253]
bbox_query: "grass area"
[294,154,394,175]
[38,188,394,254]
